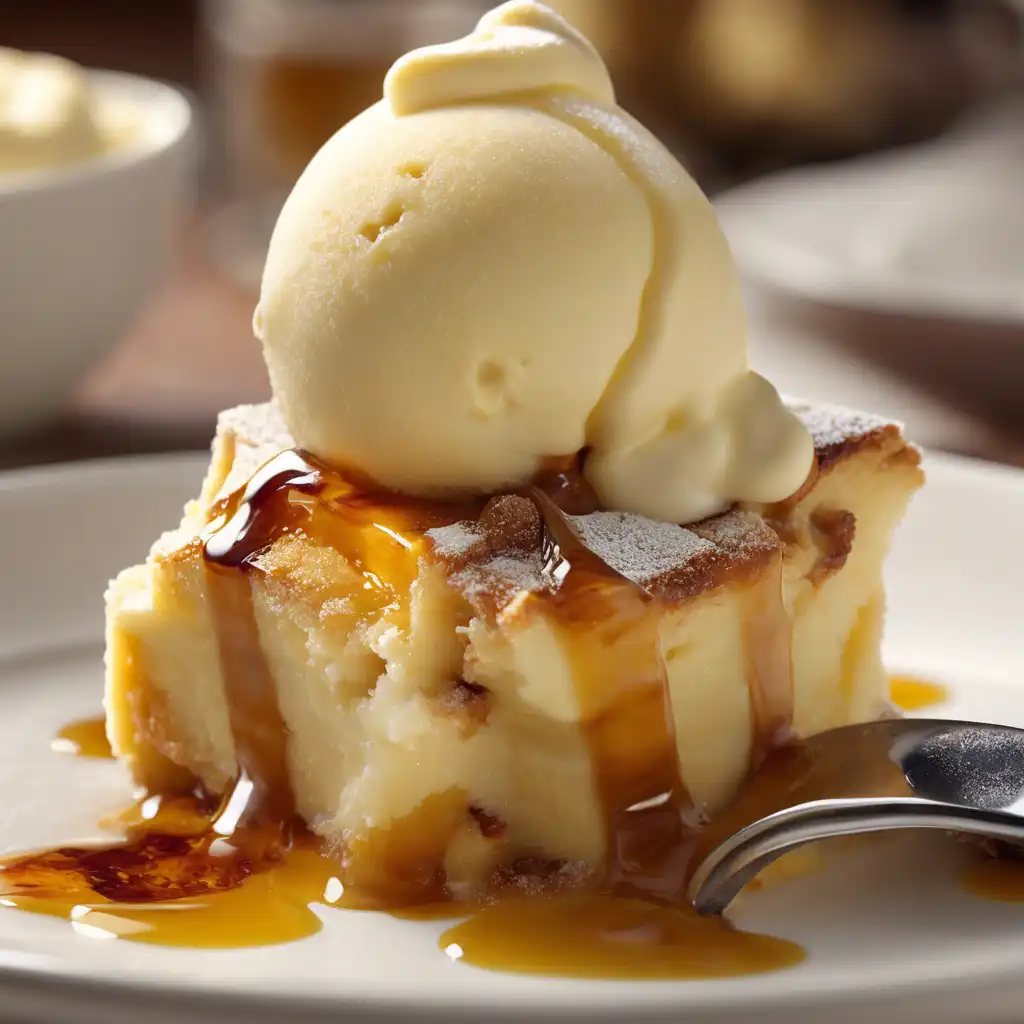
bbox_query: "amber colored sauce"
[440,895,804,979]
[5,449,804,977]
[961,857,1024,903]
[530,490,697,903]
[689,721,914,874]
[0,793,343,948]
[889,675,949,712]
[51,716,112,759]
[742,569,794,762]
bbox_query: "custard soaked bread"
[105,398,921,904]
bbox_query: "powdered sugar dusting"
[220,403,293,451]
[692,509,776,559]
[426,521,487,559]
[429,501,780,610]
[569,511,715,588]
[449,553,547,614]
[214,403,297,502]
[787,399,897,454]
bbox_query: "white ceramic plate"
[2,452,1024,1024]
[716,102,1024,327]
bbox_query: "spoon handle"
[688,796,1024,915]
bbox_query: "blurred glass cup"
[202,0,485,288]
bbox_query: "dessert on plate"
[105,0,922,909]
[5,1,924,972]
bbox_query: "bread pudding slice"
[105,400,922,903]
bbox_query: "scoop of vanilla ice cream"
[256,1,812,523]
[0,48,108,174]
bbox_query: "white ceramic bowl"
[0,70,194,439]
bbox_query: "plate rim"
[0,449,208,495]
[716,168,1024,328]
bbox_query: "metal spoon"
[687,718,1024,915]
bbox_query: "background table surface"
[2,225,1021,475]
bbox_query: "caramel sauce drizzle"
[0,792,343,948]
[51,716,112,759]
[439,894,804,979]
[201,452,321,867]
[2,448,806,976]
[962,856,1024,903]
[743,568,795,764]
[200,451,487,907]
[529,489,696,903]
[889,675,949,712]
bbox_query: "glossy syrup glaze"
[888,675,949,712]
[51,716,112,759]
[962,857,1024,903]
[3,449,809,976]
[0,791,343,947]
[529,488,697,904]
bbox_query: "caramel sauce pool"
[0,787,803,972]
[0,793,343,948]
[6,450,806,976]
[51,716,112,759]
[440,896,803,979]
[961,858,1024,903]
[889,675,949,712]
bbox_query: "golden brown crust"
[676,511,780,601]
[758,403,920,521]
[789,400,921,475]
